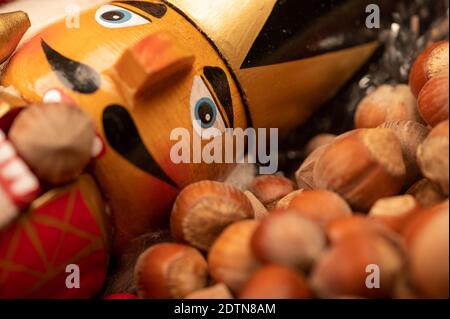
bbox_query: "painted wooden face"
[1,1,248,252]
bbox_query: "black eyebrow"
[41,39,100,94]
[203,66,234,127]
[114,1,167,18]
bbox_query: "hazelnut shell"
[134,243,208,299]
[208,220,260,292]
[355,85,421,129]
[314,129,406,211]
[288,190,352,227]
[171,181,253,251]
[409,40,449,97]
[417,72,449,127]
[239,264,312,299]
[251,209,326,270]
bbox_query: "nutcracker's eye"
[190,76,226,139]
[95,5,149,28]
[195,98,217,129]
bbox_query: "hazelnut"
[288,190,352,227]
[417,125,449,196]
[208,220,260,292]
[295,145,328,190]
[134,243,208,299]
[305,134,336,156]
[311,234,405,298]
[326,215,395,244]
[417,72,449,127]
[407,178,446,208]
[171,181,253,251]
[428,119,449,138]
[402,201,449,298]
[314,129,406,211]
[379,120,430,187]
[251,209,326,271]
[275,189,304,210]
[368,195,421,233]
[239,264,312,299]
[244,191,269,220]
[9,103,95,185]
[409,40,449,97]
[355,85,422,129]
[185,283,233,299]
[247,175,295,209]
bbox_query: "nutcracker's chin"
[93,157,180,255]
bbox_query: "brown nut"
[355,85,421,129]
[295,144,328,190]
[409,40,449,97]
[368,195,421,233]
[184,283,233,299]
[379,120,430,187]
[9,103,95,185]
[402,201,449,298]
[275,189,304,210]
[288,190,352,227]
[407,178,446,208]
[417,72,449,127]
[428,119,449,138]
[208,220,260,293]
[305,134,336,156]
[244,191,269,220]
[326,215,395,244]
[251,209,326,271]
[314,129,406,211]
[134,243,208,299]
[416,125,449,196]
[239,264,312,299]
[311,234,405,298]
[171,181,253,251]
[247,175,295,209]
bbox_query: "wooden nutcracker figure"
[0,1,399,297]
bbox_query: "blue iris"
[195,97,217,129]
[100,10,132,24]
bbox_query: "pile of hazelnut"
[133,41,449,299]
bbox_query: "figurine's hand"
[0,130,40,229]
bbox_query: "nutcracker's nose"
[109,31,195,108]
[0,11,30,63]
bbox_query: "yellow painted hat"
[166,0,397,132]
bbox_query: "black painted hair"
[115,1,167,18]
